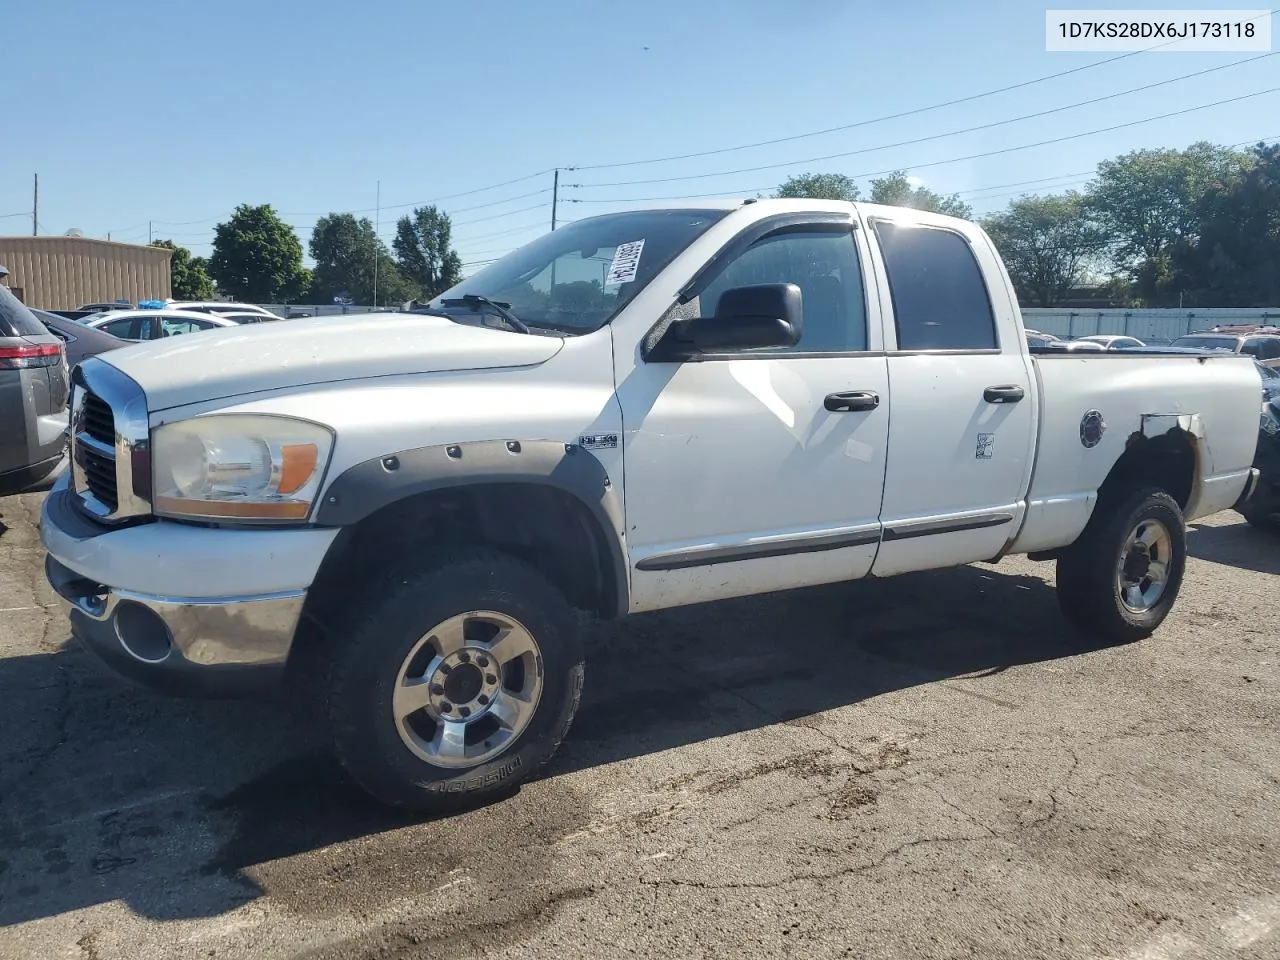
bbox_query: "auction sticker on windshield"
[606,240,645,284]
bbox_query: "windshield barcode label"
[606,240,645,285]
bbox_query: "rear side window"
[0,285,52,337]
[101,317,144,339]
[873,222,996,351]
[1246,338,1280,360]
[160,318,214,336]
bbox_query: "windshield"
[1172,336,1238,351]
[428,208,729,334]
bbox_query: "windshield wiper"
[442,294,530,334]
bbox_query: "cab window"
[694,229,868,353]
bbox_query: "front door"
[616,219,891,612]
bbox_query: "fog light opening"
[113,601,174,664]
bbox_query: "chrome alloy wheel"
[392,611,544,769]
[1115,518,1173,613]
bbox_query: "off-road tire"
[327,548,584,811]
[1055,487,1186,644]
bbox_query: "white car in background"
[81,309,240,342]
[166,301,280,319]
[1076,334,1147,350]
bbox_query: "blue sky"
[1,0,1276,271]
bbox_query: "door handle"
[824,390,880,412]
[983,384,1025,404]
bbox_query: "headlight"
[152,415,334,521]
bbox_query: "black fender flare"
[314,438,629,615]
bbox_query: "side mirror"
[652,283,803,360]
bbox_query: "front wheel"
[327,549,584,811]
[1056,488,1187,644]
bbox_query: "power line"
[565,91,1280,204]
[573,54,1278,190]
[955,171,1093,197]
[453,217,555,243]
[572,9,1280,172]
[281,168,556,217]
[124,169,558,232]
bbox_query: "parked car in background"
[77,300,133,312]
[1,286,69,494]
[166,301,280,319]
[1026,334,1106,353]
[1238,391,1280,534]
[1256,359,1280,401]
[31,309,125,367]
[1025,329,1059,347]
[81,309,239,342]
[213,311,282,325]
[1076,334,1147,350]
[1171,332,1280,369]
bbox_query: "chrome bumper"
[45,555,304,696]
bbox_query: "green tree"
[1085,142,1253,304]
[393,206,463,300]
[776,173,860,201]
[150,239,214,300]
[308,213,415,307]
[1172,142,1280,307]
[983,193,1108,307]
[869,171,973,219]
[208,204,306,303]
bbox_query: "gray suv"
[1,282,70,494]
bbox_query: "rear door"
[865,216,1037,577]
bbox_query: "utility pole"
[32,173,38,236]
[148,221,153,244]
[551,169,559,231]
[373,179,381,309]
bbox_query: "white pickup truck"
[40,199,1262,810]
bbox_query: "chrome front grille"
[70,360,151,523]
[81,391,115,446]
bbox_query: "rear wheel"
[327,549,584,811]
[1056,488,1186,644]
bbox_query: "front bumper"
[40,474,337,697]
[47,554,302,696]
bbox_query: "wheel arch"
[303,439,629,631]
[1097,418,1200,515]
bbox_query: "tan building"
[0,236,172,309]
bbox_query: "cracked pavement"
[1,489,1277,959]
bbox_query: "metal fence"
[1022,307,1280,344]
[254,304,1280,344]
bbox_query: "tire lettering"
[422,755,524,793]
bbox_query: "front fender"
[314,438,629,614]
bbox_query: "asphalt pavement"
[0,489,1276,960]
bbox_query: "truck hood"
[99,313,564,411]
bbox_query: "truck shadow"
[1187,520,1280,575]
[0,561,1112,928]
